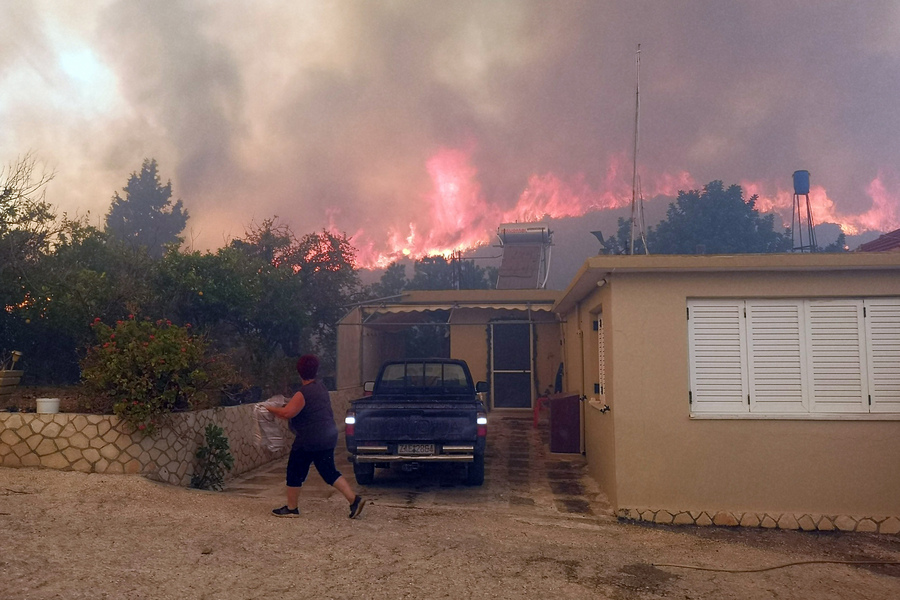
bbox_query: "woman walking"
[266,354,366,519]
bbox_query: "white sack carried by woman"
[254,394,289,452]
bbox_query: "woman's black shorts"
[286,446,342,487]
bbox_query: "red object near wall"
[549,394,581,453]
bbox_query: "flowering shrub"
[81,317,224,435]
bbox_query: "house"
[337,289,563,410]
[553,252,900,533]
[857,227,900,252]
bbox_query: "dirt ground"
[3,413,900,600]
[2,468,900,600]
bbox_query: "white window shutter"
[864,298,900,413]
[746,300,808,413]
[806,300,869,413]
[688,300,748,413]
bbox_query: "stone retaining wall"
[617,507,900,535]
[0,387,362,487]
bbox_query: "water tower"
[791,170,817,252]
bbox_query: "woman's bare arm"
[266,391,306,419]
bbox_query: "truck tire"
[466,454,485,486]
[353,461,375,485]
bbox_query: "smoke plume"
[2,1,900,265]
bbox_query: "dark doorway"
[490,322,533,409]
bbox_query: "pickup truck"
[344,358,489,486]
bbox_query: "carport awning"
[361,309,450,329]
[364,302,553,314]
[359,302,553,329]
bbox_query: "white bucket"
[36,398,60,414]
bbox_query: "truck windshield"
[378,363,470,394]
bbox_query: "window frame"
[687,297,900,420]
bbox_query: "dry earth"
[3,394,900,599]
[3,466,900,600]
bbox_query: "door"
[491,322,533,409]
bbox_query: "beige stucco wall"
[559,285,618,506]
[330,387,364,425]
[533,318,563,397]
[558,257,900,530]
[336,307,409,389]
[336,307,363,389]
[449,309,491,383]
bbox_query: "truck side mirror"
[363,381,375,396]
[475,381,489,393]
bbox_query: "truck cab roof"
[375,359,475,396]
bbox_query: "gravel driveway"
[3,415,899,599]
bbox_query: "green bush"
[191,423,235,491]
[80,317,224,435]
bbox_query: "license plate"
[398,443,435,455]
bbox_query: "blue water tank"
[793,170,810,195]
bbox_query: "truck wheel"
[466,454,485,486]
[354,462,375,485]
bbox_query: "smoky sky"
[2,0,900,260]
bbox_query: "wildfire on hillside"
[341,147,900,269]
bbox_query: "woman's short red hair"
[296,354,319,380]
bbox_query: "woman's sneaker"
[349,496,367,519]
[272,505,300,518]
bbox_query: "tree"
[157,221,362,381]
[0,154,60,378]
[596,217,648,255]
[231,218,294,266]
[105,159,188,258]
[291,229,362,371]
[373,262,408,298]
[650,181,791,254]
[399,255,493,359]
[597,181,792,255]
[821,232,848,253]
[152,230,304,388]
[812,223,849,253]
[0,153,56,276]
[12,218,158,383]
[408,255,495,290]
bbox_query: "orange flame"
[742,173,900,236]
[346,147,899,268]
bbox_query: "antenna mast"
[629,44,650,255]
